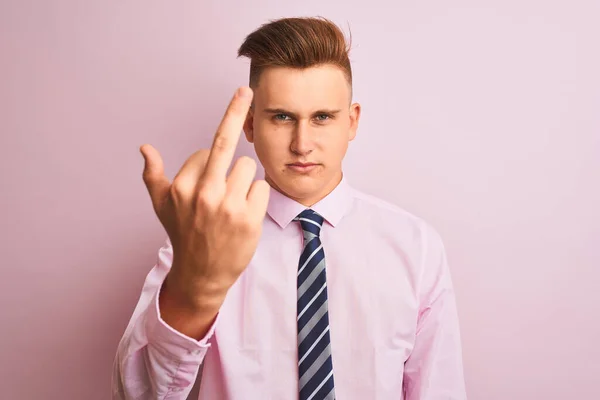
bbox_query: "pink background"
[1,1,598,399]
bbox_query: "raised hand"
[140,87,270,337]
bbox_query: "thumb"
[140,144,170,212]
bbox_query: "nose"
[290,120,314,156]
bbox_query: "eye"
[314,114,331,122]
[273,113,291,121]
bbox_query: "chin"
[284,178,319,193]
[269,172,322,196]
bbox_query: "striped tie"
[294,209,336,400]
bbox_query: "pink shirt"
[112,176,467,399]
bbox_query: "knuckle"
[238,156,256,168]
[231,157,257,181]
[142,168,156,183]
[170,181,185,197]
[190,148,211,165]
[220,200,243,221]
[197,183,215,199]
[240,217,256,232]
[197,190,217,208]
[197,184,225,210]
[226,100,244,117]
[212,135,230,152]
[198,148,211,158]
[142,172,152,185]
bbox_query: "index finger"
[203,87,253,182]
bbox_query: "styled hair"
[237,17,352,89]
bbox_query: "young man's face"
[243,64,361,206]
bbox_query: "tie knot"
[294,209,324,236]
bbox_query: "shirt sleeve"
[111,238,219,400]
[403,223,468,399]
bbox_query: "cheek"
[254,125,290,162]
[322,128,350,154]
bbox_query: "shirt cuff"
[145,286,219,359]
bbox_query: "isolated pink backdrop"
[1,1,598,399]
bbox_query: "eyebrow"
[263,108,342,116]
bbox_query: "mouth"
[286,162,320,173]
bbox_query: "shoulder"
[348,185,428,229]
[347,185,446,253]
[347,186,451,294]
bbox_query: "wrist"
[158,274,224,340]
[162,270,226,314]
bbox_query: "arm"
[112,87,267,399]
[111,239,219,400]
[403,224,467,399]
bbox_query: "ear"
[348,102,361,142]
[243,107,255,143]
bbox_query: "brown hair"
[237,17,352,89]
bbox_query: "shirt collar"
[266,174,354,229]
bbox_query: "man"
[112,17,467,400]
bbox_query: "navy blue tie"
[294,209,336,400]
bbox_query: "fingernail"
[237,87,252,98]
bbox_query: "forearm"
[112,242,218,399]
[112,287,216,400]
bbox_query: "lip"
[287,162,320,173]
